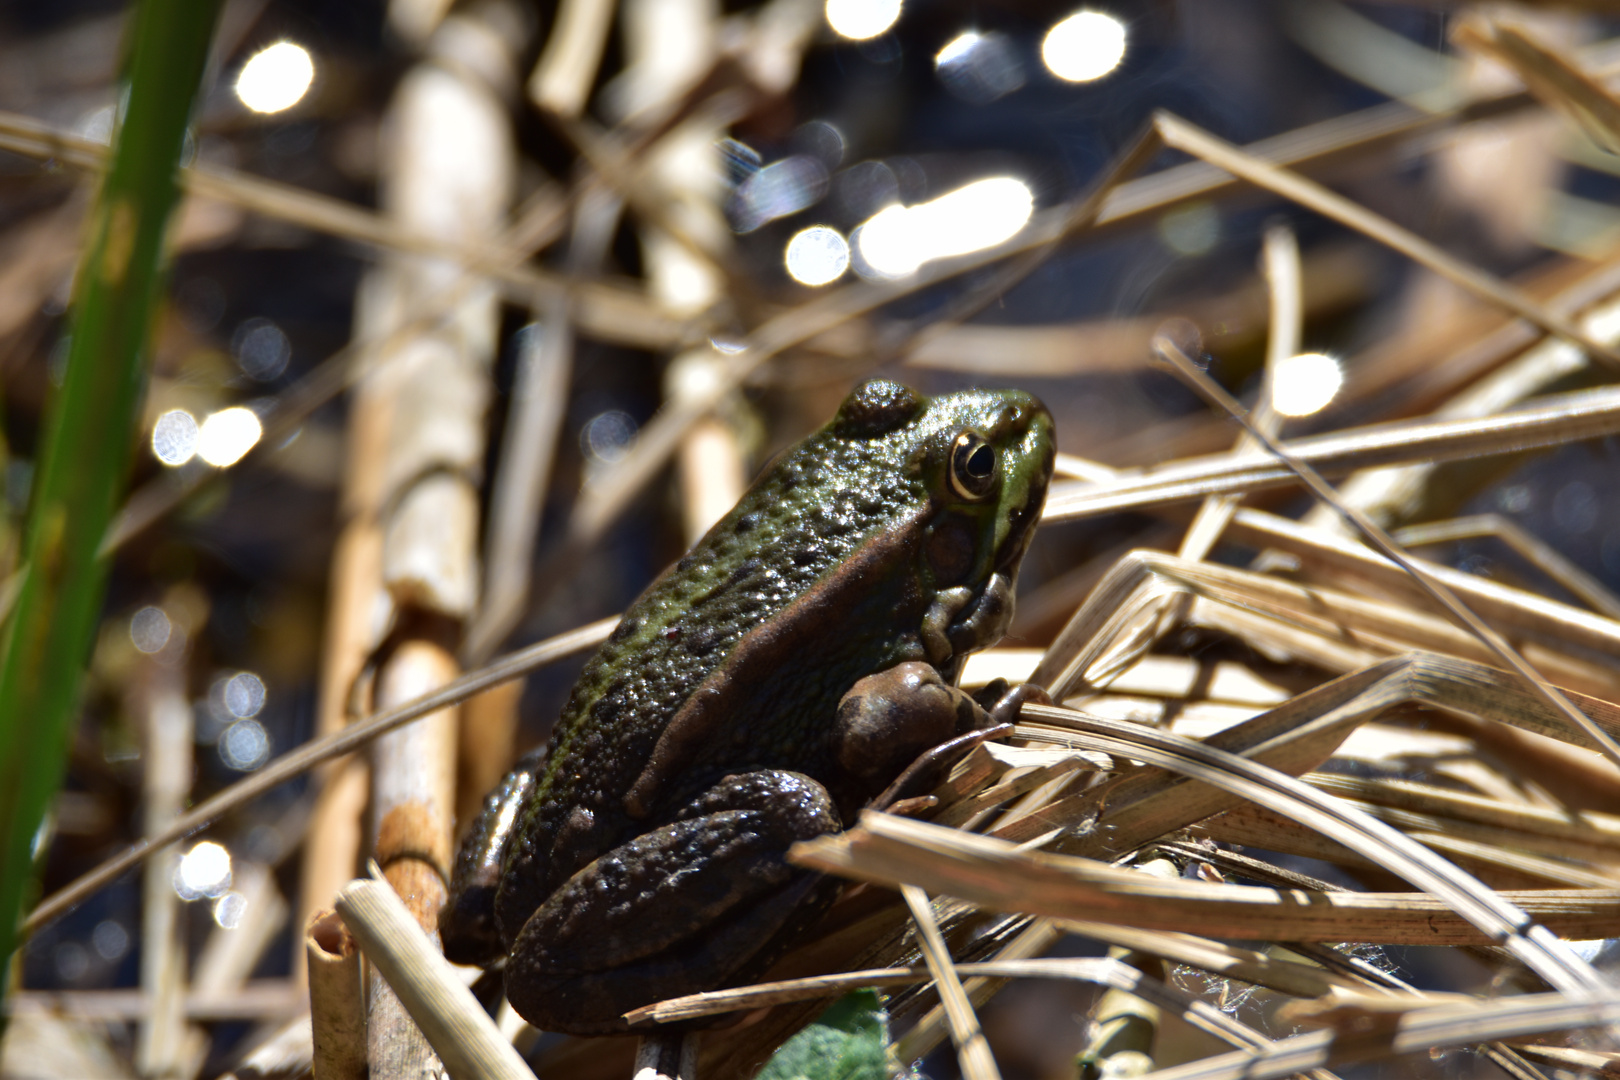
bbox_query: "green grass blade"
[0,0,223,1009]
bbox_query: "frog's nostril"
[997,499,1036,571]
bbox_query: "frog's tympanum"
[441,379,1055,1034]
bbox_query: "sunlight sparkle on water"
[236,42,314,114]
[856,177,1032,278]
[937,32,980,66]
[175,842,232,901]
[1042,11,1126,83]
[825,0,901,40]
[198,407,263,467]
[785,226,850,286]
[1271,352,1343,417]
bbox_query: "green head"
[830,378,1055,657]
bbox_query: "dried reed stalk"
[135,666,204,1080]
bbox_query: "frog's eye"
[949,432,997,500]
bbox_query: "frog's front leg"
[503,769,843,1035]
[839,664,1050,810]
[834,661,985,793]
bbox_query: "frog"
[440,378,1055,1034]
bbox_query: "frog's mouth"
[940,470,1046,660]
[994,493,1042,577]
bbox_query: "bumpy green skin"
[443,379,1054,1033]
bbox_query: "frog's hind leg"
[502,769,843,1035]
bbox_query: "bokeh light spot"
[936,30,1025,104]
[175,841,233,901]
[198,407,263,467]
[92,920,129,961]
[1042,11,1127,83]
[825,0,901,41]
[731,156,829,233]
[236,42,315,114]
[785,226,850,286]
[54,942,89,982]
[223,671,266,718]
[856,177,1032,279]
[937,32,979,66]
[1158,201,1221,256]
[213,891,249,930]
[1271,353,1343,418]
[152,409,200,466]
[130,606,173,654]
[220,719,270,771]
[1554,481,1599,534]
[232,317,292,381]
[581,411,638,466]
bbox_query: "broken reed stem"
[1152,333,1620,776]
[633,1034,698,1080]
[334,877,534,1080]
[368,643,460,1077]
[306,909,366,1080]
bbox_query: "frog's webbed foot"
[921,573,1017,667]
[502,770,842,1035]
[921,586,975,665]
[947,571,1015,656]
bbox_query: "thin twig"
[1152,112,1620,370]
[901,885,1001,1080]
[1452,17,1620,155]
[1178,223,1298,561]
[1392,514,1620,622]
